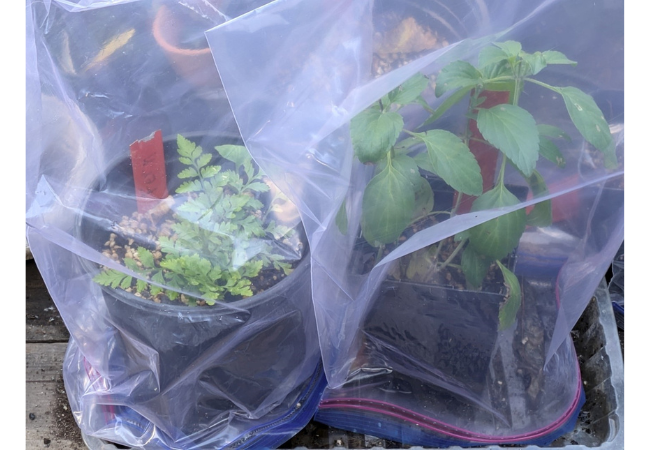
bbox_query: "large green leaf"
[521,51,546,76]
[496,260,521,330]
[557,87,614,159]
[413,151,434,173]
[461,244,491,289]
[435,60,482,97]
[479,46,509,71]
[542,50,577,66]
[477,104,540,177]
[351,108,404,164]
[412,176,434,219]
[468,184,526,260]
[537,124,571,142]
[419,130,483,196]
[494,41,522,58]
[389,73,430,105]
[361,156,417,245]
[539,137,566,168]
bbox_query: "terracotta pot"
[152,4,223,90]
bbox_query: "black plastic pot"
[362,278,503,397]
[78,132,312,413]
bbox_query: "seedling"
[95,135,298,306]
[345,40,615,329]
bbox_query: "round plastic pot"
[78,132,311,413]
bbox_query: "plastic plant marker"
[129,130,168,213]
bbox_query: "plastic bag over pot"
[206,0,623,443]
[26,0,324,447]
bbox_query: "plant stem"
[376,244,385,263]
[524,78,559,93]
[439,238,468,270]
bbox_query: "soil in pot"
[80,132,311,410]
[370,0,484,77]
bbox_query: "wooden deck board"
[27,259,84,449]
[26,344,85,449]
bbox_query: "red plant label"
[130,130,168,213]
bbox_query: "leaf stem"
[376,244,385,263]
[524,77,559,93]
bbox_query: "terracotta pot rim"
[153,4,213,57]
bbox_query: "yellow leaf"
[84,28,135,72]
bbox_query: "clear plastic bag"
[26,0,323,447]
[206,0,623,443]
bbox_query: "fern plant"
[94,135,298,306]
[343,40,616,329]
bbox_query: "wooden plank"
[26,343,85,450]
[26,260,71,343]
[26,343,68,382]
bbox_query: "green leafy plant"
[94,135,298,306]
[345,40,615,329]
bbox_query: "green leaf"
[537,124,571,142]
[479,46,509,71]
[200,165,221,179]
[468,184,526,260]
[361,155,417,245]
[351,108,404,164]
[177,167,198,179]
[119,275,133,290]
[196,153,212,169]
[176,180,203,194]
[461,245,491,289]
[179,157,193,166]
[421,85,473,128]
[215,145,250,167]
[435,60,482,97]
[539,137,566,168]
[177,134,197,158]
[557,87,614,159]
[542,50,577,66]
[393,136,423,154]
[413,151,434,173]
[494,41,522,58]
[419,130,483,196]
[524,170,552,227]
[521,51,547,76]
[390,154,421,185]
[388,73,430,105]
[134,278,147,292]
[137,247,155,269]
[94,270,126,288]
[336,200,348,235]
[245,182,270,193]
[477,104,540,177]
[496,260,521,330]
[412,176,434,219]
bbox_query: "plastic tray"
[81,279,623,450]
